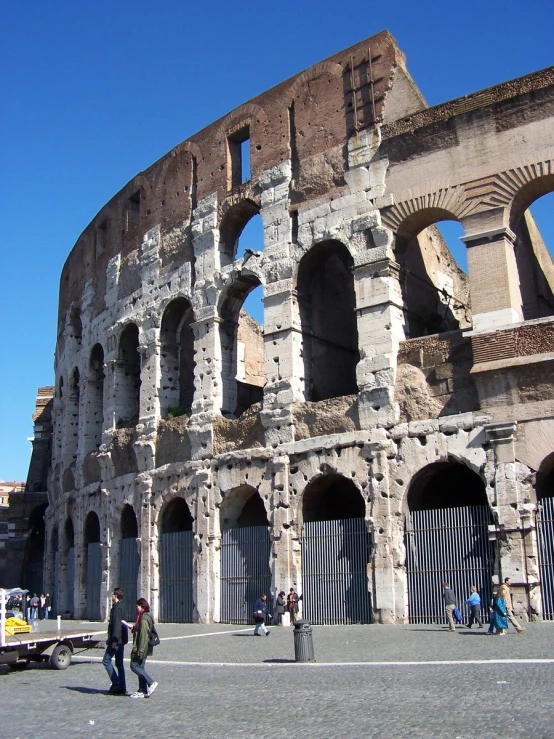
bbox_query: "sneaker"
[265,631,271,636]
[108,684,122,694]
[130,692,145,699]
[147,681,158,697]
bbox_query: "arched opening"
[301,474,371,624]
[51,526,59,616]
[68,305,82,344]
[119,504,140,620]
[159,498,193,623]
[536,452,554,620]
[84,511,102,620]
[510,185,554,320]
[220,486,271,623]
[219,276,264,417]
[64,367,80,464]
[117,323,141,426]
[159,298,195,418]
[24,504,47,595]
[405,460,494,625]
[298,241,359,401]
[83,344,105,454]
[394,209,471,338]
[64,517,75,616]
[219,199,261,267]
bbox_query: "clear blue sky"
[1,0,553,482]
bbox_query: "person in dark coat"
[253,594,271,636]
[102,587,128,695]
[275,591,286,625]
[129,597,158,698]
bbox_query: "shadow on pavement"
[263,658,296,663]
[63,686,111,695]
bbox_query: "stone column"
[188,311,221,458]
[353,234,405,430]
[73,522,86,619]
[137,474,155,617]
[461,210,523,332]
[270,456,296,595]
[486,422,536,621]
[370,446,407,623]
[193,469,216,623]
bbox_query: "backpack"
[148,623,160,647]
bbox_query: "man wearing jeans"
[253,594,271,636]
[442,582,457,632]
[102,588,128,695]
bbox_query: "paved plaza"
[2,621,554,738]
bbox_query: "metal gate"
[159,530,193,623]
[65,547,75,615]
[537,496,554,620]
[406,506,494,624]
[301,518,372,625]
[220,526,271,624]
[86,542,102,620]
[119,537,140,621]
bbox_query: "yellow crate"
[5,616,33,635]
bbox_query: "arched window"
[84,511,102,620]
[219,200,260,267]
[84,344,104,453]
[117,324,140,426]
[298,241,359,401]
[510,187,554,320]
[159,498,194,623]
[394,210,470,338]
[119,505,139,620]
[159,298,195,418]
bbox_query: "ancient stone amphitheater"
[44,30,554,625]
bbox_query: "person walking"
[129,598,158,699]
[487,589,497,634]
[275,591,286,626]
[493,585,509,635]
[253,594,271,636]
[465,586,483,628]
[287,588,301,624]
[30,593,39,620]
[44,593,52,620]
[503,577,526,633]
[102,587,128,695]
[442,582,457,632]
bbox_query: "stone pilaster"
[193,469,216,623]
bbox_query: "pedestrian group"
[442,578,526,635]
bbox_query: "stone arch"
[537,453,554,500]
[25,504,47,594]
[85,343,104,453]
[218,273,264,417]
[391,206,471,338]
[219,199,261,267]
[84,511,102,620]
[158,497,194,623]
[64,516,75,549]
[508,172,554,320]
[286,61,343,100]
[215,103,270,146]
[68,304,82,344]
[406,459,488,512]
[220,485,269,530]
[297,239,359,401]
[84,510,101,544]
[159,297,195,417]
[508,164,554,229]
[117,323,141,425]
[302,473,365,524]
[404,459,494,625]
[121,503,139,538]
[160,497,193,534]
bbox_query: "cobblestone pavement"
[2,622,554,738]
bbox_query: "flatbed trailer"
[1,589,104,670]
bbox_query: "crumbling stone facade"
[44,31,554,623]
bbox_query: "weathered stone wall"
[44,31,554,624]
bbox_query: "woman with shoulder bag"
[129,598,159,698]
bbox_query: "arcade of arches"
[41,33,553,625]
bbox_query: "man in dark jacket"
[442,582,457,632]
[253,594,271,636]
[102,587,128,694]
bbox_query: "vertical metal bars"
[159,530,193,623]
[301,518,372,625]
[85,542,102,620]
[537,496,554,620]
[405,506,494,624]
[220,526,271,624]
[118,537,140,621]
[53,550,59,615]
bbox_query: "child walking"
[465,585,483,628]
